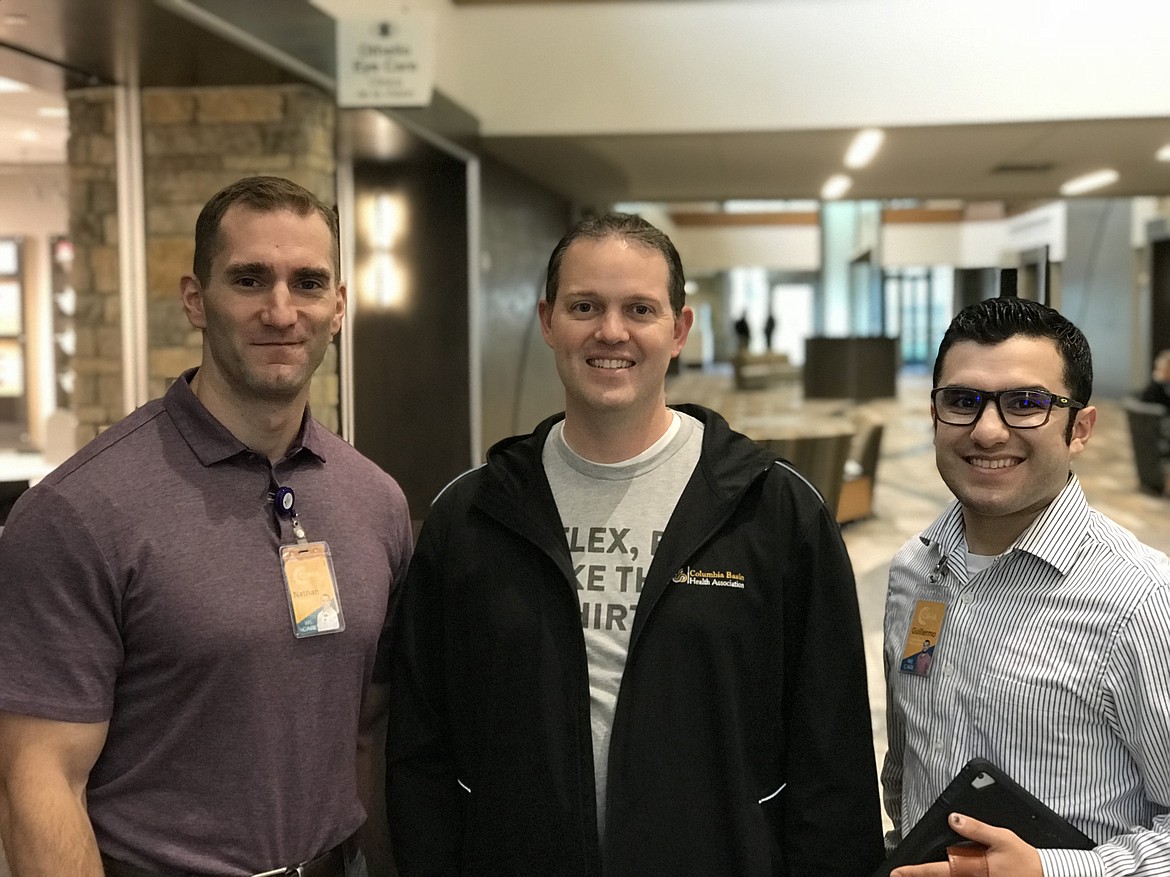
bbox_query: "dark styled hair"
[192,176,340,286]
[934,297,1093,441]
[544,213,686,314]
[934,297,1093,403]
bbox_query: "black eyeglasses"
[931,387,1085,429]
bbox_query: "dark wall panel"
[350,157,469,519]
[478,157,571,450]
[1151,237,1170,360]
[953,267,997,312]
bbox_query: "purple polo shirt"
[0,370,412,875]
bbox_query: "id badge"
[900,599,945,677]
[280,541,345,638]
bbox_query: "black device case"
[874,757,1095,877]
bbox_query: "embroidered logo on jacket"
[672,567,746,589]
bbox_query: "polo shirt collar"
[163,368,327,467]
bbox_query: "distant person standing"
[1137,348,1170,464]
[1139,348,1170,407]
[734,311,751,351]
[764,312,777,350]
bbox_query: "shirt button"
[959,591,974,605]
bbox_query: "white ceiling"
[4,78,1169,208]
[1,0,1168,208]
[480,118,1170,206]
[0,83,68,165]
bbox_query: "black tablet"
[874,757,1095,877]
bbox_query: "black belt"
[101,836,357,877]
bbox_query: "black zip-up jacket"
[385,405,884,876]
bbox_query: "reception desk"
[803,337,898,401]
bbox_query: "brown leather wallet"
[947,843,989,877]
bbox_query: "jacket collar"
[473,405,775,647]
[474,410,571,558]
[476,404,771,519]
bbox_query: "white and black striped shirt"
[882,476,1170,876]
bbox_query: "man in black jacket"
[383,213,883,876]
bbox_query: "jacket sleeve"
[778,485,886,876]
[385,510,463,876]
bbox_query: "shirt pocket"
[976,672,1090,757]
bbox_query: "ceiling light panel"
[844,128,885,169]
[0,76,29,94]
[821,174,853,200]
[1059,168,1119,196]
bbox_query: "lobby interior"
[0,0,1169,866]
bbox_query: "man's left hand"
[890,813,1043,877]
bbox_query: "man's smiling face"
[538,235,691,426]
[933,335,1094,547]
[182,205,345,407]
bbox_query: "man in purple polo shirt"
[0,177,412,877]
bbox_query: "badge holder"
[274,486,345,638]
[899,598,945,677]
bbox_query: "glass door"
[884,268,933,367]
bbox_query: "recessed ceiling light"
[844,128,885,169]
[0,75,29,93]
[1157,144,1170,162]
[821,174,853,200]
[37,107,68,119]
[1059,168,1119,196]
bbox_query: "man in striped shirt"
[883,296,1170,877]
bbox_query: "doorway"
[0,237,25,446]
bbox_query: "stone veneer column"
[142,84,340,432]
[65,83,341,440]
[66,87,122,446]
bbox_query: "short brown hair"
[544,213,686,315]
[192,176,339,286]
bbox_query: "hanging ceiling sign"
[336,14,436,108]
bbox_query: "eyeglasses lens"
[936,389,1052,427]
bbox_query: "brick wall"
[66,87,121,446]
[142,84,340,432]
[65,83,341,440]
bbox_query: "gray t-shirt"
[543,411,703,841]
